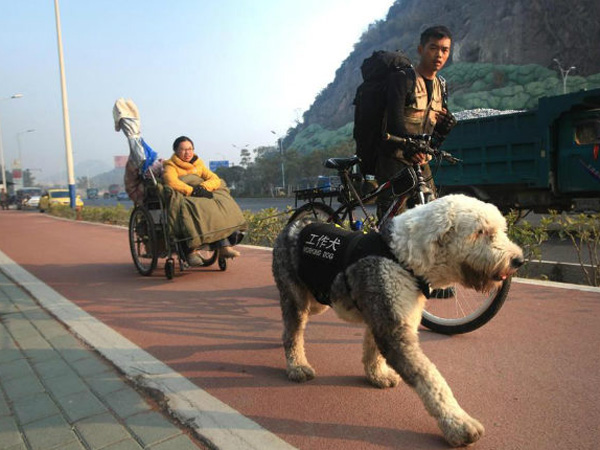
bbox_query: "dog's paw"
[440,414,485,447]
[366,368,401,389]
[287,365,316,382]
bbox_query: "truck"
[108,184,120,198]
[436,88,600,212]
[86,188,99,200]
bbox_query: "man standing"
[376,25,456,218]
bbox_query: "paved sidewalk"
[0,270,202,450]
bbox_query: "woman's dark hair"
[420,25,452,46]
[172,136,194,152]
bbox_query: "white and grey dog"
[272,194,523,447]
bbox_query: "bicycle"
[289,134,512,335]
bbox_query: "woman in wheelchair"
[163,136,245,264]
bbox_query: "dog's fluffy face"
[387,194,523,292]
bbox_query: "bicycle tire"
[129,206,158,276]
[399,188,511,334]
[421,277,511,335]
[288,202,342,225]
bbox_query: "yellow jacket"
[163,154,222,196]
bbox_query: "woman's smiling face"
[176,140,195,162]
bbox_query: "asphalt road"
[0,210,599,449]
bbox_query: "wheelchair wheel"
[218,256,227,271]
[196,248,218,267]
[129,206,158,276]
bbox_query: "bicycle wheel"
[421,277,512,335]
[129,206,158,276]
[288,202,342,225]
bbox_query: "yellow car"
[39,189,84,212]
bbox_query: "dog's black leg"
[362,328,401,388]
[278,283,318,382]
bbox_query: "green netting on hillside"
[290,63,600,152]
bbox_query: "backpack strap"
[437,74,448,109]
[401,66,417,106]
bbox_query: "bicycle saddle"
[324,155,361,170]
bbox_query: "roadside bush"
[80,204,131,226]
[241,207,291,247]
[48,204,77,220]
[506,211,552,277]
[549,211,600,287]
[47,203,598,286]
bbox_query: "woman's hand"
[191,186,214,199]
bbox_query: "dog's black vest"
[297,223,396,305]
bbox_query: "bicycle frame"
[306,161,434,231]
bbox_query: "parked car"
[23,195,41,209]
[16,187,43,210]
[39,189,84,212]
[116,192,130,201]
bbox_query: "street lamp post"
[16,129,35,188]
[553,58,576,94]
[16,129,35,167]
[0,94,24,191]
[270,131,285,193]
[54,0,77,208]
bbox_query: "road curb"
[0,249,296,450]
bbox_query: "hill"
[286,0,600,150]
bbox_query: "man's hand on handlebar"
[402,138,434,165]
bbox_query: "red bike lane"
[1,210,599,450]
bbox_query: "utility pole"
[54,0,77,208]
[271,131,285,194]
[0,94,23,191]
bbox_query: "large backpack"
[353,50,416,175]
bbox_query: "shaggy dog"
[272,194,523,447]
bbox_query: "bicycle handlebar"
[383,133,461,164]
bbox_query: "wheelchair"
[128,178,228,279]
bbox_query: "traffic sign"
[209,160,229,171]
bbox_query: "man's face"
[418,37,451,73]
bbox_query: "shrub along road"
[0,210,599,449]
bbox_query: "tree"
[76,176,90,189]
[240,148,252,168]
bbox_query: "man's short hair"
[420,25,452,46]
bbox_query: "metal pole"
[16,129,35,173]
[279,138,285,192]
[0,94,23,192]
[553,59,576,95]
[54,0,76,208]
[0,118,6,192]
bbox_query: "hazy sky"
[0,0,394,181]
